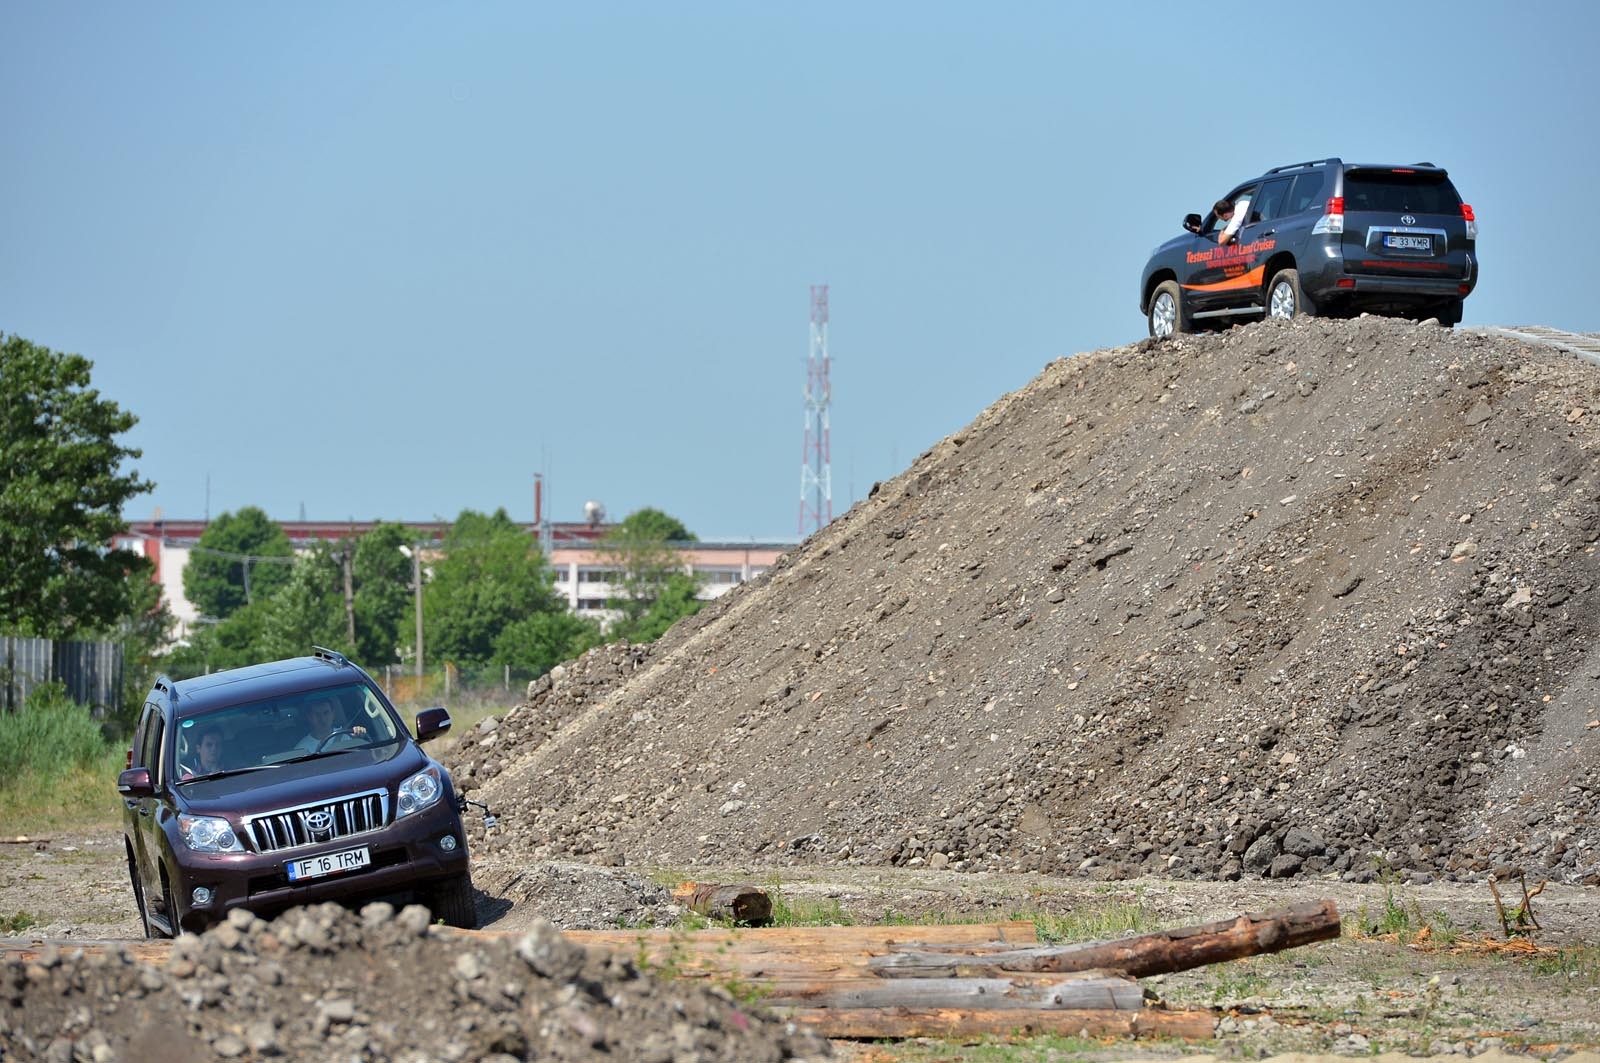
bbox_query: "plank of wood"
[763,973,1144,1011]
[782,1006,1217,1040]
[871,901,1340,979]
[564,920,1038,949]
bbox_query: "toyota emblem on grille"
[1401,214,1417,226]
[303,809,334,835]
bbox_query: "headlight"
[178,815,244,853]
[397,767,443,818]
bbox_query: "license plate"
[1384,234,1432,251]
[286,846,370,882]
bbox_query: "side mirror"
[117,767,153,798]
[415,707,452,743]
[1183,213,1203,234]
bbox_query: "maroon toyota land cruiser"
[117,648,476,935]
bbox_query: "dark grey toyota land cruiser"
[118,648,477,935]
[1140,158,1478,337]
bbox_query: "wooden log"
[870,901,1340,979]
[671,882,773,926]
[781,1006,1216,1040]
[763,973,1144,1011]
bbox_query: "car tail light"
[1461,203,1478,240]
[1459,283,1471,294]
[1336,278,1357,289]
[1312,196,1345,236]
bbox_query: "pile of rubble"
[448,317,1600,886]
[0,903,828,1061]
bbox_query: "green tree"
[182,507,294,619]
[425,509,565,667]
[353,522,413,666]
[0,334,153,637]
[601,507,703,639]
[619,571,705,643]
[618,507,695,543]
[162,598,274,679]
[493,611,603,676]
[258,543,347,660]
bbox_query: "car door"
[129,704,168,902]
[1184,183,1262,312]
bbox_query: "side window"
[144,714,167,786]
[1251,178,1293,224]
[1207,187,1256,235]
[1285,171,1329,216]
[132,704,155,767]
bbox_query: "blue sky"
[4,2,1595,542]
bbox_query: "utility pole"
[411,545,424,680]
[341,541,356,644]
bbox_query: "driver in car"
[294,695,367,754]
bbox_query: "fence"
[375,662,543,708]
[1,636,125,715]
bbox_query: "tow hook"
[459,795,497,831]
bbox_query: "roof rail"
[1265,157,1339,175]
[311,646,348,667]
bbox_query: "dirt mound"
[450,317,1600,887]
[0,903,829,1061]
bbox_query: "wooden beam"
[782,1006,1216,1040]
[871,901,1340,979]
[762,973,1144,1011]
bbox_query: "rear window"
[1342,171,1462,215]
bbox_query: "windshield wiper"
[176,764,279,785]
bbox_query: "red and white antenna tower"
[799,284,832,536]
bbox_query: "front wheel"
[1267,268,1314,321]
[127,848,156,939]
[1148,280,1190,338]
[429,872,479,929]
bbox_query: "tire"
[127,848,156,940]
[1437,298,1463,327]
[1266,268,1315,321]
[1147,280,1190,339]
[429,872,478,929]
[160,871,181,938]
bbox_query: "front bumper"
[167,798,469,931]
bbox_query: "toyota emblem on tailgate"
[303,809,334,835]
[1401,214,1417,225]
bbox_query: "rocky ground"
[449,317,1600,889]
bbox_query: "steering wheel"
[313,727,359,753]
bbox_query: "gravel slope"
[450,317,1600,887]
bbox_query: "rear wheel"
[1147,280,1190,338]
[1267,269,1314,320]
[429,872,478,929]
[1437,298,1463,327]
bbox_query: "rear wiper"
[176,764,279,785]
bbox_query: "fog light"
[440,835,458,852]
[191,886,213,907]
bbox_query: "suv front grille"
[244,790,390,854]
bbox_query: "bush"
[0,682,110,782]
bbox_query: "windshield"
[174,681,403,782]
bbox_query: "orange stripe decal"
[1183,265,1266,293]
